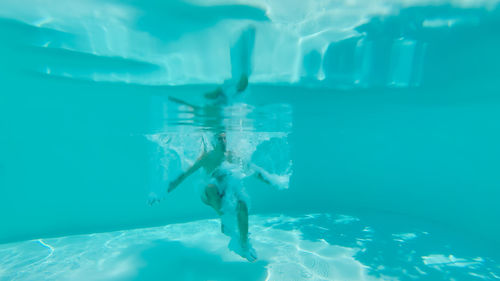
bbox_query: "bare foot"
[229,238,258,262]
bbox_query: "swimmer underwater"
[150,26,287,262]
[166,73,283,262]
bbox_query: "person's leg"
[237,200,249,246]
[236,74,248,93]
[201,184,223,216]
[236,200,257,262]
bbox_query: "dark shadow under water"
[129,241,267,281]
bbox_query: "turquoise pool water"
[1,0,500,280]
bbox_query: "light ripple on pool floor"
[0,214,498,281]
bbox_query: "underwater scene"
[1,0,500,280]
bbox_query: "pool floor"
[1,213,498,281]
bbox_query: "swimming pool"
[1,0,499,280]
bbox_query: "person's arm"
[168,96,199,110]
[249,163,289,190]
[251,164,271,185]
[204,87,224,100]
[168,151,207,193]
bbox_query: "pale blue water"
[1,1,500,280]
